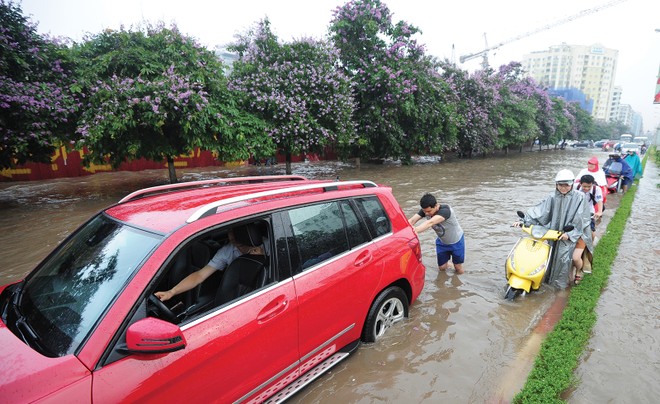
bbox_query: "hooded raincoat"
[524,188,592,289]
[624,152,642,179]
[574,156,608,204]
[575,156,607,186]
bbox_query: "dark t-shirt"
[417,204,464,244]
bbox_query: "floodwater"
[0,148,657,402]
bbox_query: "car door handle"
[257,297,289,323]
[354,250,372,267]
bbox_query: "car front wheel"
[362,286,409,343]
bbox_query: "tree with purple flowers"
[568,102,594,140]
[329,0,455,162]
[437,61,500,157]
[228,19,355,174]
[73,24,271,183]
[0,0,76,169]
[493,62,547,152]
[548,97,574,145]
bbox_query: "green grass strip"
[513,150,651,403]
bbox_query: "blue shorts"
[621,176,633,187]
[435,235,465,266]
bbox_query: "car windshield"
[17,214,162,357]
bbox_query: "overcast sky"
[19,0,660,132]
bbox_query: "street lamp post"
[655,29,660,144]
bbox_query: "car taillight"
[408,238,422,262]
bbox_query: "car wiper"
[0,282,23,323]
[1,283,43,349]
[16,315,39,342]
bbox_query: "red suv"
[0,175,425,403]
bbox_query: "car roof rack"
[118,175,308,203]
[187,180,378,223]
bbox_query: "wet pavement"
[0,148,657,402]
[568,158,660,403]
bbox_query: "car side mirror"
[126,317,187,354]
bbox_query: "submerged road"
[1,149,657,402]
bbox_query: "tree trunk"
[354,156,360,168]
[285,150,292,175]
[167,156,177,183]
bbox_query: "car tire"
[361,286,409,343]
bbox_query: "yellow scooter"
[504,211,574,300]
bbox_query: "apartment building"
[616,104,634,127]
[609,85,622,122]
[522,43,618,121]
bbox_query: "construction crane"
[459,0,628,66]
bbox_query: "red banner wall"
[0,147,330,182]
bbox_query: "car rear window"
[354,197,392,238]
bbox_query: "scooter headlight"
[510,259,545,276]
[529,263,547,276]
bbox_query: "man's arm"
[408,213,422,226]
[155,265,216,302]
[594,188,604,217]
[414,214,445,233]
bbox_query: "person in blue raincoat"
[623,150,642,179]
[603,154,634,192]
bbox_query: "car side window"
[104,219,275,365]
[288,202,349,271]
[148,220,273,322]
[354,197,391,238]
[340,200,370,248]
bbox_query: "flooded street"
[0,148,657,402]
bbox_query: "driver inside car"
[155,228,265,302]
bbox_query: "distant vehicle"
[572,141,592,148]
[633,136,648,145]
[619,134,633,143]
[620,142,640,154]
[594,140,607,148]
[601,140,617,151]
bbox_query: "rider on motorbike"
[513,169,592,288]
[603,153,634,193]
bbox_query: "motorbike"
[605,173,622,193]
[604,159,623,194]
[504,211,574,301]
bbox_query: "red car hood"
[0,321,91,401]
